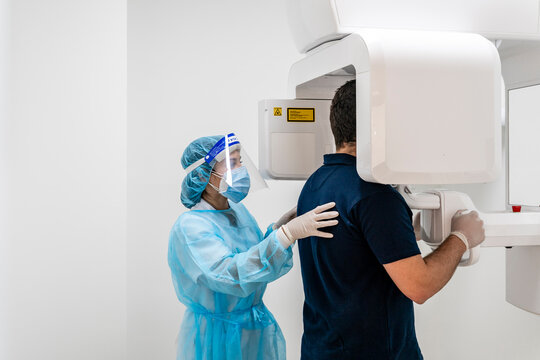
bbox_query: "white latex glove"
[450,210,485,249]
[273,206,297,230]
[281,202,339,243]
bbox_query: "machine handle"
[459,246,480,266]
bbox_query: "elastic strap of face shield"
[183,157,207,174]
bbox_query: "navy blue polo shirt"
[297,153,423,360]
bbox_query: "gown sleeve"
[170,215,293,298]
[264,223,275,238]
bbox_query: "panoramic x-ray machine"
[259,0,540,314]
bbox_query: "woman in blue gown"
[168,134,339,360]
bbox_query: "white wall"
[1,1,127,359]
[0,1,9,358]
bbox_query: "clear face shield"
[206,133,267,203]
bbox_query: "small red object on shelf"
[512,205,522,213]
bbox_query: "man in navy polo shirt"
[297,80,486,359]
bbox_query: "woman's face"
[213,150,242,174]
[207,150,242,191]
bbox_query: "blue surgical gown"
[168,201,293,360]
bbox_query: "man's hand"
[450,210,485,249]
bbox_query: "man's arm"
[383,235,465,304]
[384,210,485,304]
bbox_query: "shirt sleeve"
[351,190,421,264]
[169,217,293,298]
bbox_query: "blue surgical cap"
[180,135,223,209]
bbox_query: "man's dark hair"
[330,80,356,149]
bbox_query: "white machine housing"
[258,99,334,179]
[288,0,540,53]
[287,29,502,185]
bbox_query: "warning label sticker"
[273,107,282,116]
[287,108,315,122]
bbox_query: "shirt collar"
[323,153,356,166]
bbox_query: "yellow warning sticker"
[273,107,282,116]
[287,108,315,122]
